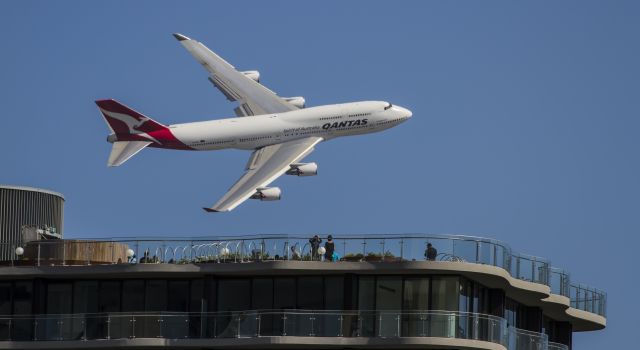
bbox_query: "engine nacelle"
[242,70,260,82]
[284,96,306,108]
[250,187,281,201]
[106,134,118,143]
[286,162,318,177]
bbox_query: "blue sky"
[1,1,638,347]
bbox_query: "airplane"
[95,33,412,212]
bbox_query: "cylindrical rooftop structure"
[0,185,64,260]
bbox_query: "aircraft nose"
[398,106,412,119]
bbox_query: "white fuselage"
[170,101,412,150]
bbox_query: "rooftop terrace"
[3,233,606,319]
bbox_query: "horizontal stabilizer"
[108,141,151,167]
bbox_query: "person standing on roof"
[324,235,335,262]
[309,235,322,260]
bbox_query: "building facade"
[0,185,64,261]
[0,234,606,349]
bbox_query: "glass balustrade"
[0,311,511,346]
[1,233,606,317]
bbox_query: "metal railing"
[570,283,607,317]
[0,310,510,346]
[508,327,549,350]
[548,341,569,350]
[1,233,606,316]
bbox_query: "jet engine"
[286,162,318,176]
[283,96,306,108]
[242,70,260,82]
[250,187,281,201]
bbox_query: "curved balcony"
[548,341,570,350]
[0,310,561,350]
[2,233,606,318]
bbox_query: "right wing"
[174,33,299,116]
[205,137,323,212]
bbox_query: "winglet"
[202,207,220,213]
[173,33,190,41]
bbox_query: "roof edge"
[0,185,65,200]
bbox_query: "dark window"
[376,277,402,310]
[45,282,72,340]
[167,280,189,312]
[402,277,430,336]
[376,277,402,337]
[122,280,144,312]
[403,277,429,310]
[12,281,33,340]
[431,276,459,311]
[190,279,204,312]
[297,277,323,309]
[145,280,167,311]
[324,276,344,310]
[217,279,250,311]
[252,278,275,335]
[0,282,11,315]
[74,281,99,339]
[0,283,11,340]
[98,281,121,312]
[273,278,296,309]
[189,279,204,338]
[358,276,375,336]
[252,278,273,310]
[73,281,99,313]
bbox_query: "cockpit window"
[384,103,393,110]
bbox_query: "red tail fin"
[95,99,167,134]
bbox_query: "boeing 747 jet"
[96,33,412,212]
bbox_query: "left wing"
[205,137,323,212]
[173,33,299,116]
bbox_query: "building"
[0,185,64,261]
[0,234,606,349]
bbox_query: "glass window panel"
[205,278,216,312]
[73,281,99,340]
[190,279,204,312]
[11,281,33,341]
[0,283,11,314]
[459,278,472,313]
[44,283,72,340]
[13,281,33,314]
[251,278,274,335]
[297,277,323,309]
[431,276,459,311]
[167,280,189,312]
[273,278,296,337]
[403,277,429,310]
[376,277,402,337]
[189,279,204,338]
[145,280,167,311]
[98,281,121,312]
[217,279,250,311]
[122,280,144,312]
[324,276,344,310]
[358,277,375,337]
[0,283,10,340]
[74,281,99,313]
[273,278,296,309]
[376,277,402,310]
[358,277,375,310]
[251,278,273,309]
[430,277,459,338]
[320,276,344,337]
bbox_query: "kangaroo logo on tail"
[99,108,150,134]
